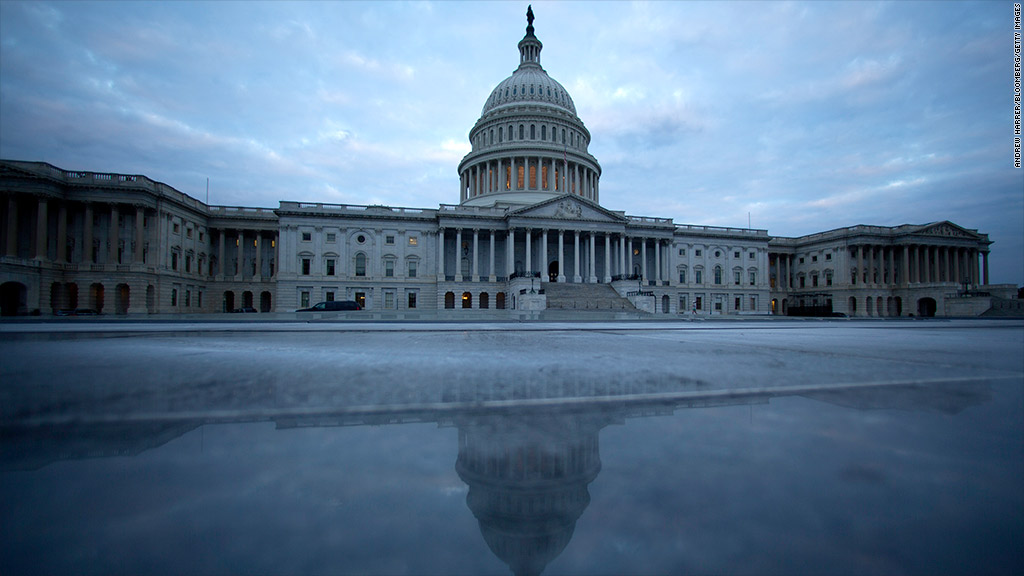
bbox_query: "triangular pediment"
[914,221,981,240]
[508,194,627,224]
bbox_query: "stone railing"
[278,201,433,217]
[675,223,769,237]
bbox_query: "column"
[455,228,463,281]
[525,229,532,275]
[488,230,496,282]
[923,246,932,283]
[641,239,648,282]
[134,207,144,264]
[982,251,989,285]
[620,235,627,276]
[655,241,662,284]
[82,204,93,263]
[57,203,68,263]
[506,229,514,277]
[557,230,565,283]
[951,247,960,284]
[472,229,479,281]
[255,233,262,281]
[236,230,244,279]
[108,205,119,265]
[588,233,597,283]
[902,246,909,286]
[603,234,611,283]
[5,196,17,257]
[856,246,864,286]
[35,198,48,260]
[511,158,517,190]
[218,230,226,277]
[573,231,581,282]
[541,229,548,279]
[438,228,446,280]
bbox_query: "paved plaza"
[2,318,1022,575]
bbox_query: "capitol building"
[0,10,1013,318]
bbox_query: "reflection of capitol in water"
[1,377,993,575]
[455,412,608,576]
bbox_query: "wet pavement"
[1,319,1022,575]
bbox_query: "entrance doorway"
[548,260,559,282]
[917,297,937,317]
[0,281,27,316]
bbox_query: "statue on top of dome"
[526,5,535,34]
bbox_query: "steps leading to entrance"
[542,282,637,311]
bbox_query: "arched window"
[541,125,546,140]
[530,124,535,139]
[496,292,506,309]
[355,253,366,277]
[714,266,722,285]
[462,292,472,309]
[498,127,503,143]
[489,129,494,145]
[519,125,524,140]
[444,292,455,309]
[480,292,490,309]
[509,125,514,140]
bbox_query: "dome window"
[509,124,514,140]
[541,125,546,140]
[505,88,509,98]
[530,85,535,95]
[530,124,535,139]
[498,127,503,143]
[519,124,524,139]
[513,86,517,95]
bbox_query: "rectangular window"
[541,165,549,189]
[826,272,833,286]
[734,251,740,259]
[408,260,417,278]
[734,271,741,285]
[695,249,702,257]
[326,291,335,302]
[171,252,179,271]
[750,297,757,311]
[517,165,524,189]
[384,292,395,309]
[529,165,537,189]
[678,248,686,256]
[355,292,365,308]
[326,233,336,243]
[408,236,418,246]
[301,258,311,275]
[186,228,193,239]
[812,255,818,262]
[185,290,191,307]
[812,275,819,287]
[385,260,395,277]
[715,300,723,311]
[799,257,805,264]
[679,295,687,311]
[199,231,204,242]
[326,259,335,276]
[171,288,178,307]
[695,296,703,310]
[173,222,180,234]
[408,292,417,309]
[826,253,832,261]
[800,276,806,288]
[735,297,741,311]
[385,235,395,245]
[300,291,310,308]
[301,232,312,242]
[695,270,702,284]
[679,269,686,283]
[749,272,756,286]
[185,255,191,273]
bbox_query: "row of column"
[5,196,149,265]
[771,244,988,290]
[438,227,666,284]
[461,156,598,202]
[214,229,279,282]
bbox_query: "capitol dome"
[458,7,601,208]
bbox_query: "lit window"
[408,236,418,246]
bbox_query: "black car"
[297,301,361,312]
[231,307,258,313]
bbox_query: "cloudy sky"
[1,1,1021,285]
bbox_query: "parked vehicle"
[231,307,258,313]
[297,301,361,312]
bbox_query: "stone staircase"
[542,282,637,311]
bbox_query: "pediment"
[508,195,627,224]
[915,221,980,239]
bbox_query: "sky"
[1,1,1021,285]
